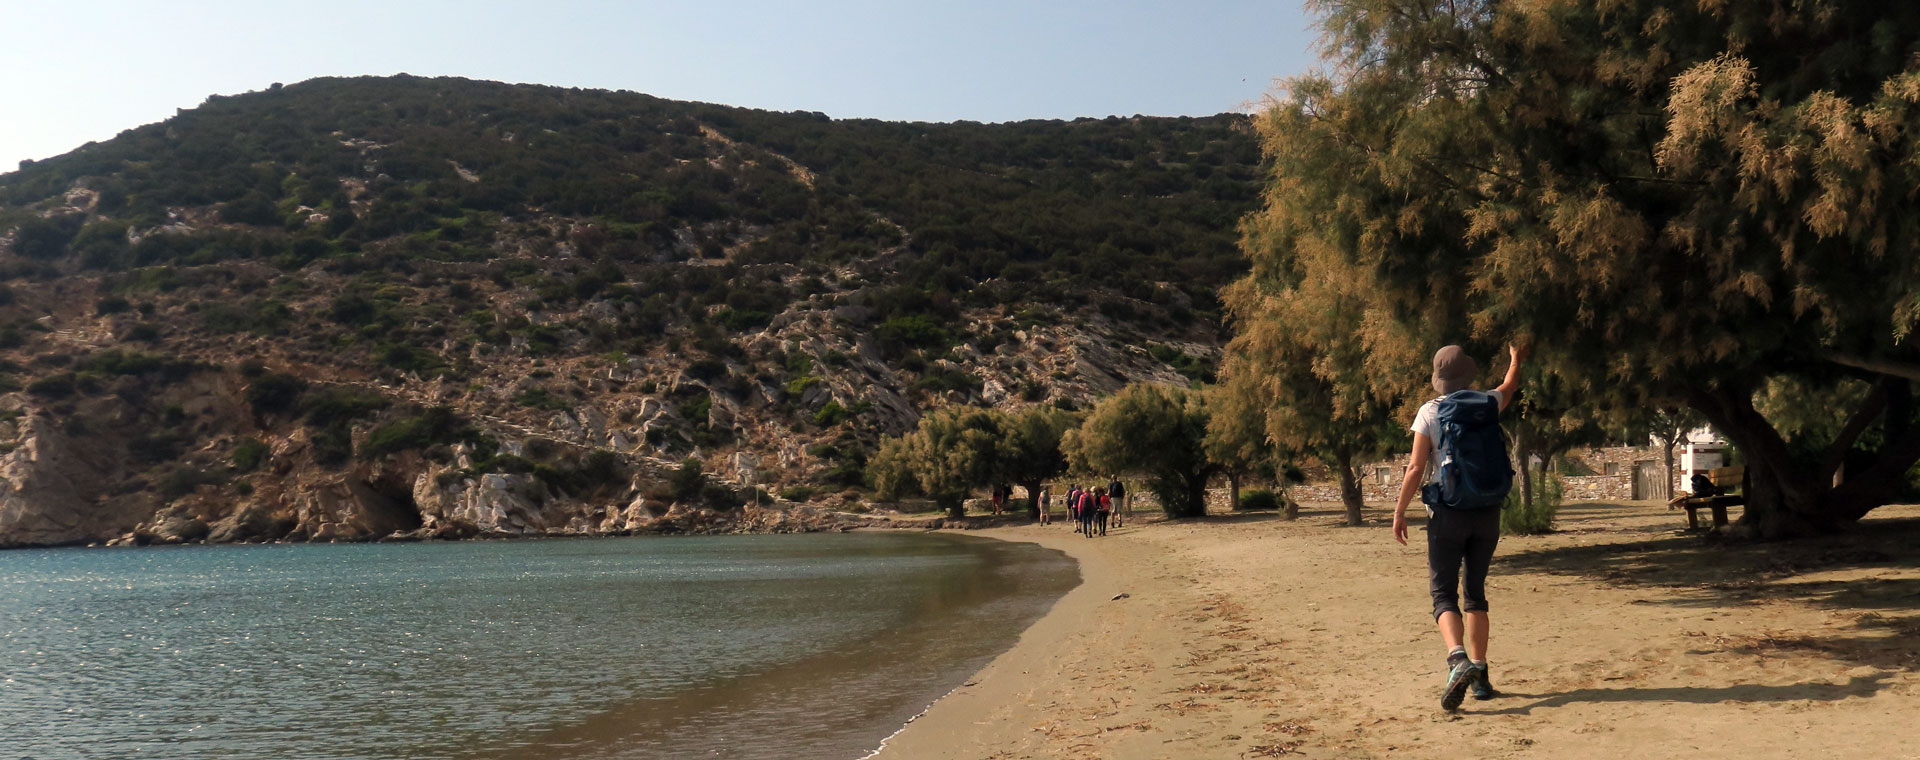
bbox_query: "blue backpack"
[1420,390,1513,510]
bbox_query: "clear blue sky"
[1,1,1320,171]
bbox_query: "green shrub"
[129,430,189,464]
[246,372,308,414]
[232,438,271,472]
[1236,489,1280,511]
[686,357,727,381]
[678,393,712,425]
[715,308,771,331]
[26,374,76,399]
[312,423,354,467]
[779,485,817,502]
[513,386,571,411]
[96,296,133,316]
[530,450,625,495]
[813,401,848,427]
[301,387,389,427]
[159,466,222,500]
[199,299,293,335]
[670,457,708,503]
[784,375,821,396]
[10,214,83,260]
[1501,470,1563,535]
[77,350,201,380]
[873,315,953,356]
[376,343,445,375]
[908,368,978,396]
[579,449,622,485]
[360,406,472,459]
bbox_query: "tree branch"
[1826,352,1920,382]
[1685,384,1810,504]
[1819,380,1888,483]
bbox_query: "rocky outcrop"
[414,469,545,535]
[0,409,153,547]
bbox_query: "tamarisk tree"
[870,406,1011,519]
[1065,383,1218,518]
[1249,0,1920,537]
[870,405,1075,520]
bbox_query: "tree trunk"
[1335,449,1364,526]
[939,495,966,520]
[1180,471,1210,519]
[1661,437,1676,502]
[1023,479,1042,521]
[1687,384,1918,538]
[1228,471,1242,512]
[1153,470,1212,519]
[1512,424,1534,513]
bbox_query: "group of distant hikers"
[1027,478,1126,537]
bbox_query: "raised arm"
[1493,344,1529,411]
[1392,434,1433,545]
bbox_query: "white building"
[1675,425,1727,493]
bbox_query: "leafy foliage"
[360,406,477,459]
[868,405,1073,518]
[231,438,271,472]
[245,372,308,415]
[1065,383,1216,518]
[1237,0,1920,536]
[1236,489,1280,512]
[1502,470,1562,536]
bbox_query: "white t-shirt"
[1410,390,1503,484]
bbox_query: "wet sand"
[873,502,1920,759]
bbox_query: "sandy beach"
[872,502,1920,759]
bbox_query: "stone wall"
[1290,445,1668,504]
[1559,446,1663,501]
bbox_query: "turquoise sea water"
[0,533,1076,759]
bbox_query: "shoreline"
[864,524,1120,759]
[867,520,1155,759]
[2,507,933,551]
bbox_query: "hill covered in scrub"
[0,75,1263,547]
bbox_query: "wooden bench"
[1668,466,1747,530]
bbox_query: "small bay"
[0,532,1077,759]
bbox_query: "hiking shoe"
[1471,663,1498,701]
[1441,658,1475,711]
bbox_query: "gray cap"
[1431,345,1478,394]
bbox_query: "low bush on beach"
[1502,471,1562,535]
[1236,489,1280,511]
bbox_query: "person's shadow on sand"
[1475,672,1893,715]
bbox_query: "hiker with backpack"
[1392,343,1527,712]
[1079,487,1101,537]
[1106,476,1126,527]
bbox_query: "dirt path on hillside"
[873,502,1920,759]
